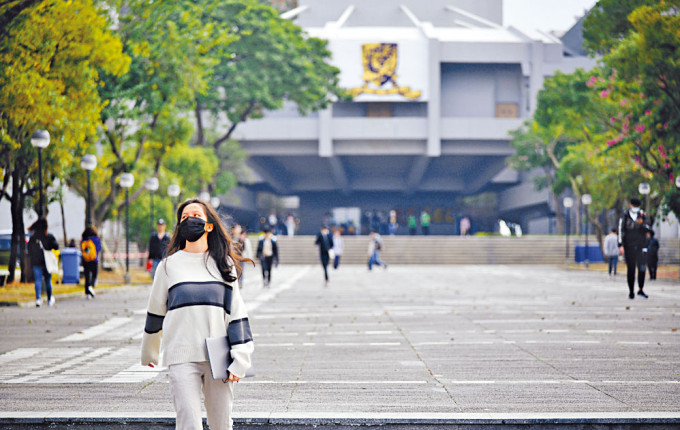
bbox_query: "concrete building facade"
[231,0,596,235]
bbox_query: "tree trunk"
[8,168,28,284]
[194,100,204,146]
[60,192,68,244]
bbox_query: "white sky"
[503,0,598,34]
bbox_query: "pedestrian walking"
[368,231,387,270]
[408,213,417,236]
[618,198,651,299]
[27,218,59,307]
[388,210,398,235]
[148,219,170,279]
[285,214,296,237]
[646,230,659,280]
[268,210,280,235]
[332,229,344,269]
[256,228,278,287]
[460,216,471,236]
[420,210,431,235]
[80,225,102,299]
[239,230,254,287]
[314,226,333,285]
[141,199,254,430]
[603,227,619,276]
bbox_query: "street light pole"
[582,194,592,268]
[563,197,574,263]
[31,130,51,218]
[675,176,680,280]
[167,184,180,211]
[145,177,160,231]
[639,182,651,218]
[80,155,97,227]
[119,173,135,284]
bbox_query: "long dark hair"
[28,218,48,238]
[82,225,98,240]
[166,199,251,283]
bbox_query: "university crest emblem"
[350,43,421,99]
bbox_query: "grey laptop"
[205,336,254,380]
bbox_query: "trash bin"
[574,245,604,263]
[61,247,81,284]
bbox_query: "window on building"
[366,103,393,117]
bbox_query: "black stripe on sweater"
[228,317,253,345]
[144,312,165,334]
[167,281,232,313]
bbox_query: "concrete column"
[319,106,333,157]
[427,38,441,157]
[528,41,544,115]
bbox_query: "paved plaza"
[0,264,678,423]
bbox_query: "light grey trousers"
[168,361,234,430]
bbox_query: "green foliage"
[162,144,220,198]
[0,0,129,192]
[582,0,659,55]
[128,192,176,250]
[199,0,344,124]
[0,0,128,282]
[85,0,233,225]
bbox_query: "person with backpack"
[646,230,660,281]
[148,219,171,279]
[256,228,278,287]
[618,197,652,299]
[27,218,59,307]
[367,231,387,270]
[81,225,102,299]
[314,225,334,285]
[420,210,431,235]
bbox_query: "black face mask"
[179,217,207,242]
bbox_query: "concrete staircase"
[269,235,680,265]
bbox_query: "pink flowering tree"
[592,0,680,219]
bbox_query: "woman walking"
[27,218,59,307]
[332,228,344,269]
[141,199,254,430]
[80,225,102,298]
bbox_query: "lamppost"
[639,182,651,215]
[210,196,220,210]
[80,155,97,227]
[563,197,574,263]
[199,191,210,202]
[31,130,50,217]
[167,184,180,210]
[144,177,160,231]
[582,194,592,268]
[676,176,680,280]
[119,173,135,284]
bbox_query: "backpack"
[81,239,97,262]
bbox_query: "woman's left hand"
[227,373,240,382]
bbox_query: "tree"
[508,69,645,246]
[594,0,680,219]
[127,142,221,248]
[582,0,659,55]
[0,0,129,282]
[507,123,570,233]
[195,0,347,192]
[75,0,231,229]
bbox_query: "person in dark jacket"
[646,230,660,281]
[81,225,102,299]
[27,218,59,307]
[256,229,278,287]
[314,225,334,285]
[618,198,651,299]
[148,219,171,279]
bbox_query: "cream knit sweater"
[141,250,254,378]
